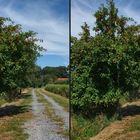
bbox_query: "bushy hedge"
[45,84,69,98]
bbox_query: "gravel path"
[40,92,69,130]
[24,89,69,140]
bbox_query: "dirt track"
[24,89,69,140]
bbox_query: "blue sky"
[0,0,69,68]
[71,0,140,37]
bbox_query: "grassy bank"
[72,93,140,140]
[0,88,33,140]
[45,84,69,98]
[71,114,117,140]
[71,95,127,140]
[40,88,69,112]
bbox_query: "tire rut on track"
[24,89,69,140]
[40,91,69,130]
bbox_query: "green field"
[45,84,69,98]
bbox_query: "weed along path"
[24,89,69,140]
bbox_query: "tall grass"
[45,84,69,98]
[71,114,118,140]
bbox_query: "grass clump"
[128,117,140,132]
[0,98,7,107]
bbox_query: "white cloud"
[120,6,140,24]
[39,40,69,56]
[71,0,95,37]
[0,0,69,56]
[71,0,140,38]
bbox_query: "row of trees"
[0,17,69,100]
[12,65,69,88]
[0,17,43,100]
[29,66,69,87]
[41,66,68,84]
[71,0,140,116]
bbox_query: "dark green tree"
[0,17,43,100]
[71,0,140,116]
[42,66,68,84]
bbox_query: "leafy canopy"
[0,17,44,100]
[71,0,140,116]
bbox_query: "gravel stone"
[24,89,69,140]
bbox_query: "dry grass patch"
[0,89,33,140]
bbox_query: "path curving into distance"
[24,89,69,140]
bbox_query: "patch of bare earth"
[90,100,140,140]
